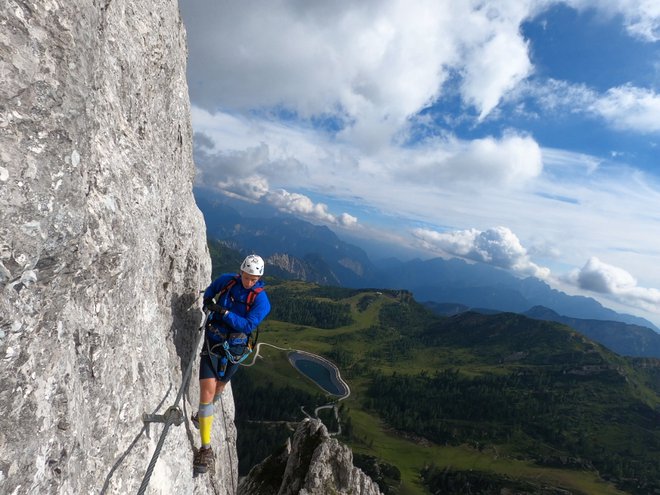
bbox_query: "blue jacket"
[203,273,270,338]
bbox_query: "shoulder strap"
[245,286,264,312]
[218,276,240,297]
[220,276,263,313]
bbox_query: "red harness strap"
[218,276,263,312]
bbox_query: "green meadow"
[235,281,660,494]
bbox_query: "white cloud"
[591,85,660,133]
[516,78,594,113]
[619,0,660,41]
[541,146,601,175]
[461,30,533,120]
[411,226,551,279]
[266,189,358,227]
[574,257,637,293]
[567,257,660,314]
[565,0,660,42]
[214,175,270,202]
[180,0,539,147]
[181,0,660,140]
[192,128,358,227]
[192,106,545,204]
[406,133,543,186]
[516,79,660,135]
[195,142,272,187]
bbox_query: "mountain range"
[425,302,660,359]
[375,255,657,329]
[196,190,660,358]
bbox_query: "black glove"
[203,298,219,312]
[204,298,226,315]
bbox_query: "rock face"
[0,1,235,494]
[266,253,341,286]
[239,419,383,495]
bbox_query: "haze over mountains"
[196,190,660,358]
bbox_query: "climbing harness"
[204,333,253,378]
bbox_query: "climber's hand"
[203,298,221,313]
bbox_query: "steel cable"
[135,311,207,495]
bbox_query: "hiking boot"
[191,412,199,429]
[193,446,214,474]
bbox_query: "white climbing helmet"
[240,254,264,276]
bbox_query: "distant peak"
[525,305,560,318]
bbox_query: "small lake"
[289,352,347,396]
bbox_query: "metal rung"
[142,405,184,437]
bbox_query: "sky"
[179,0,660,326]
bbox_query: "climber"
[193,254,271,474]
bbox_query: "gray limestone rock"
[0,1,234,494]
[239,419,383,495]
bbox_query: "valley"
[232,279,660,495]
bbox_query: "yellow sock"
[198,402,213,448]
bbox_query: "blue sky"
[179,1,660,326]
